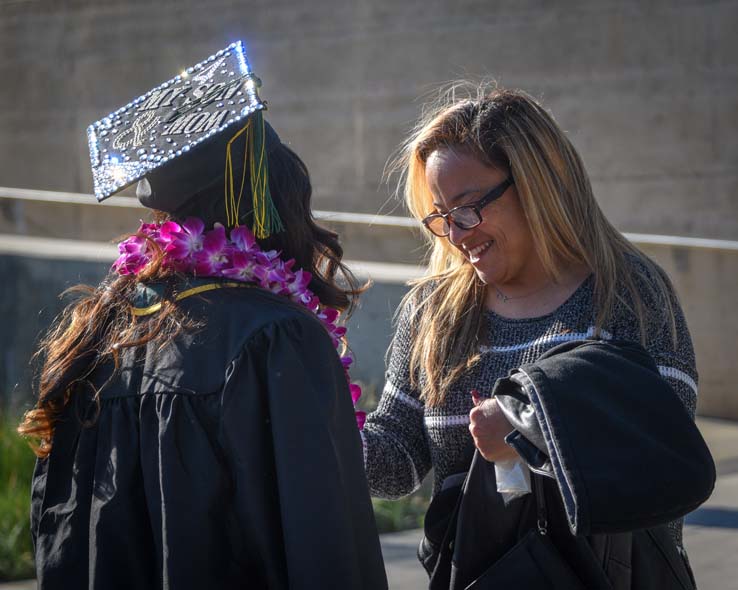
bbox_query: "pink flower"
[112,235,150,275]
[139,221,159,232]
[285,269,313,304]
[158,220,181,240]
[193,224,231,275]
[118,235,146,255]
[260,249,281,263]
[304,295,321,312]
[160,217,205,260]
[138,221,162,240]
[266,264,293,287]
[230,225,257,252]
[253,260,293,294]
[317,307,339,326]
[112,252,147,275]
[349,383,362,405]
[355,410,366,430]
[221,251,260,282]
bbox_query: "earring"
[136,178,152,199]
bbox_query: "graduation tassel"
[224,121,251,228]
[249,110,284,238]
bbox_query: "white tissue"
[494,459,531,502]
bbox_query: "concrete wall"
[0,253,112,413]
[1,1,736,238]
[636,241,738,419]
[3,233,737,419]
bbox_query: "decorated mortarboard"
[87,41,283,237]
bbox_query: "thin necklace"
[493,281,555,303]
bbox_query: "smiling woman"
[361,85,705,587]
[386,87,682,405]
[427,151,554,299]
[423,149,591,316]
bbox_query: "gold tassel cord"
[249,111,284,239]
[224,122,251,228]
[223,111,284,236]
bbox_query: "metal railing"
[2,186,738,252]
[0,187,418,229]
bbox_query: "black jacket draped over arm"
[496,339,714,536]
[424,340,714,590]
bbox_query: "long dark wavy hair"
[19,142,363,457]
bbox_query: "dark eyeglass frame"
[421,176,514,237]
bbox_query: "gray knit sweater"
[362,261,697,547]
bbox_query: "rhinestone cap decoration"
[87,41,264,201]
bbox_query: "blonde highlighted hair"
[389,84,676,406]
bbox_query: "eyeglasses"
[421,176,514,237]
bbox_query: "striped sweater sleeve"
[362,297,431,499]
[611,260,698,420]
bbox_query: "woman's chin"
[471,266,498,286]
[467,246,501,286]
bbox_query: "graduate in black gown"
[19,43,387,590]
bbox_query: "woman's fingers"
[468,397,517,462]
[470,389,481,406]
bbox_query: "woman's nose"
[447,222,472,246]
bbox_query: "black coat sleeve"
[219,314,388,590]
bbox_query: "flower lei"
[113,217,366,430]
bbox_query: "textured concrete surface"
[1,1,736,238]
[683,417,738,590]
[637,241,738,419]
[684,474,738,590]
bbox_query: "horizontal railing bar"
[1,186,143,208]
[622,232,738,252]
[0,187,417,228]
[2,187,738,251]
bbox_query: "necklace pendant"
[496,290,509,303]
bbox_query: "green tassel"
[250,110,284,239]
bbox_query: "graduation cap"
[87,41,283,237]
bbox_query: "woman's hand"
[468,392,519,463]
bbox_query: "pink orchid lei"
[113,217,366,430]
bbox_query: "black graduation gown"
[30,281,388,590]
